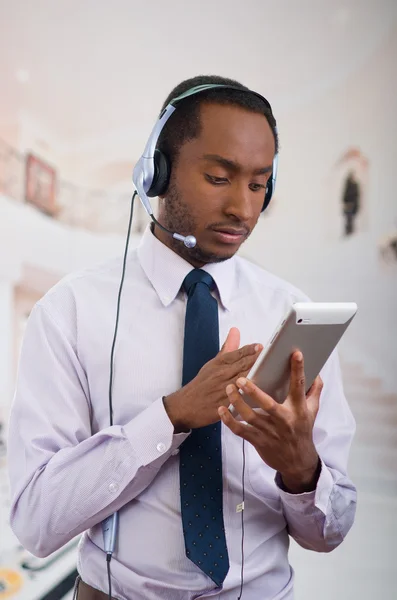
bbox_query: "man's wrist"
[163,393,189,433]
[279,456,322,494]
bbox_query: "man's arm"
[219,349,357,552]
[275,350,357,552]
[7,303,189,558]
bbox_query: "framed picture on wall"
[25,153,58,216]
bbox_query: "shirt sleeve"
[7,303,190,558]
[274,350,357,552]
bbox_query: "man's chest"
[77,287,287,433]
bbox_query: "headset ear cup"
[262,178,273,212]
[147,150,170,197]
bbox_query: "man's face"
[157,102,276,266]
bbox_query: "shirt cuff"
[275,458,334,515]
[123,397,190,467]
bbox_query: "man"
[8,75,357,600]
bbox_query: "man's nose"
[224,182,255,222]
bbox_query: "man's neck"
[150,222,206,269]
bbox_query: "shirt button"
[108,483,119,493]
[157,442,166,453]
[171,449,179,456]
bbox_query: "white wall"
[0,194,139,278]
[241,26,397,391]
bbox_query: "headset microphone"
[177,234,197,249]
[149,213,197,248]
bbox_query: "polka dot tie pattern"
[179,269,230,588]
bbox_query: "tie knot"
[183,269,215,296]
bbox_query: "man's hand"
[164,328,262,431]
[218,351,323,493]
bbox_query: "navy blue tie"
[180,269,230,587]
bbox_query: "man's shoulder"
[36,249,139,320]
[235,255,311,302]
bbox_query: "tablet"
[241,302,357,406]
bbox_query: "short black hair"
[157,74,278,166]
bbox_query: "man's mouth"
[210,226,248,244]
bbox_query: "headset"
[100,83,278,600]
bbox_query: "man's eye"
[205,174,228,185]
[249,183,266,192]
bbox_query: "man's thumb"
[220,327,240,354]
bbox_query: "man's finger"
[235,378,281,417]
[306,376,323,416]
[288,351,306,405]
[233,347,263,375]
[226,384,258,424]
[220,327,240,354]
[218,404,257,443]
[221,343,262,366]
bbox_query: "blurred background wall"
[0,1,396,599]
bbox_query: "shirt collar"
[137,225,235,311]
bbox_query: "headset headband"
[168,84,272,112]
